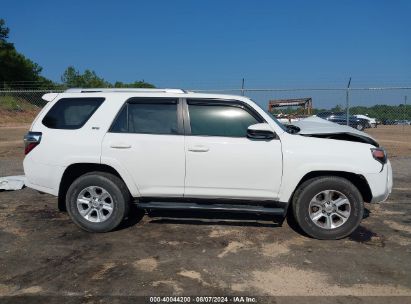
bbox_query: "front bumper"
[365,160,393,203]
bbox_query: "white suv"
[23,88,392,239]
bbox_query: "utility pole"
[241,78,245,96]
[346,77,352,126]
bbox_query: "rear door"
[183,99,283,200]
[102,97,185,197]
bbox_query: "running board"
[136,201,285,215]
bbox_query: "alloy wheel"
[308,190,351,229]
[76,186,114,223]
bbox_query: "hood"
[289,116,379,147]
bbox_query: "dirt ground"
[0,125,410,302]
[367,125,411,157]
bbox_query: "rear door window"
[110,98,179,135]
[42,98,104,129]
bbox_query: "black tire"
[66,172,130,232]
[292,176,363,240]
[356,123,365,131]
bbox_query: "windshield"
[265,111,288,132]
[248,98,288,132]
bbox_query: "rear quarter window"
[42,98,104,129]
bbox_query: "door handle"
[188,145,209,152]
[110,143,132,149]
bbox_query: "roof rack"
[64,88,187,94]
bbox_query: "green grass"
[0,95,21,110]
[0,95,38,111]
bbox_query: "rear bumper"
[365,160,393,203]
[23,157,63,196]
[25,180,57,196]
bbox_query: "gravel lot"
[0,125,410,302]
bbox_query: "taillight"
[371,148,387,164]
[24,132,42,155]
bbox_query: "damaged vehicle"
[23,89,392,239]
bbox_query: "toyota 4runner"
[23,88,392,239]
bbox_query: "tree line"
[0,19,155,89]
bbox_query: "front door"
[184,99,283,200]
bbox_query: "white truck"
[23,88,392,239]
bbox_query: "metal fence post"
[346,77,351,126]
[404,95,408,133]
[241,78,245,96]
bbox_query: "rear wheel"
[292,176,363,240]
[66,172,130,232]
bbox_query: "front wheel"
[66,172,130,232]
[356,123,365,131]
[292,176,364,240]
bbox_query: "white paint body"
[23,90,392,205]
[355,114,377,126]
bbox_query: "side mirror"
[247,123,276,140]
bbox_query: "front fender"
[278,135,381,202]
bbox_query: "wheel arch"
[288,170,372,208]
[58,163,136,211]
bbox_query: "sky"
[2,0,411,105]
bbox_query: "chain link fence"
[1,87,410,156]
[194,87,410,119]
[0,89,62,109]
[197,87,411,157]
